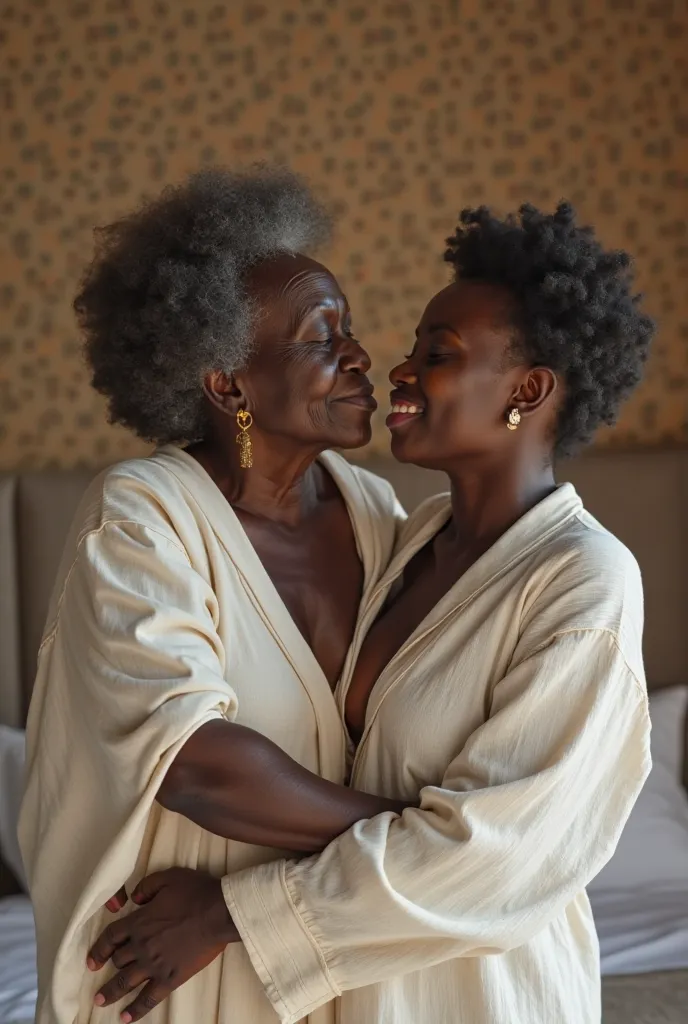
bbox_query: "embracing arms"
[91,627,651,1023]
[157,719,409,853]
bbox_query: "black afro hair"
[444,201,656,456]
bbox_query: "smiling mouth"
[386,402,424,430]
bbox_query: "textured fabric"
[225,484,652,1024]
[18,446,402,1024]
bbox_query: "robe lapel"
[154,446,385,781]
[350,485,585,756]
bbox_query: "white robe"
[18,446,402,1024]
[224,483,652,1023]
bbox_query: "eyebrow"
[289,297,346,335]
[415,322,462,339]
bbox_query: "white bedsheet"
[595,886,688,976]
[0,896,36,1024]
[589,686,688,976]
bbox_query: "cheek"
[291,351,339,413]
[252,352,338,424]
[427,369,505,431]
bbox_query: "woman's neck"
[187,435,327,527]
[441,450,556,556]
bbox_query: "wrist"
[210,878,241,945]
[390,798,413,814]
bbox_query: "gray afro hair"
[74,165,333,444]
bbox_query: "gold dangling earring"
[506,407,521,431]
[236,410,253,468]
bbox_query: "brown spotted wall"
[1,0,686,469]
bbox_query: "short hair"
[443,201,655,457]
[74,166,332,444]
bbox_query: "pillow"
[650,685,688,783]
[588,685,688,894]
[0,726,26,891]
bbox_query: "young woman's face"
[387,279,532,468]
[232,253,377,451]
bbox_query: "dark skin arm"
[156,718,408,850]
[104,717,411,912]
[92,719,411,1021]
[92,721,411,1019]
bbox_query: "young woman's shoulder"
[523,507,644,678]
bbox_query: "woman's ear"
[202,371,243,414]
[510,367,558,416]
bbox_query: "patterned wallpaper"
[1,0,687,469]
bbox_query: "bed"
[1,451,688,1023]
[0,896,35,1024]
[593,685,688,1023]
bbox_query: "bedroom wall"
[1,0,687,469]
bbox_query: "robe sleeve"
[19,520,237,930]
[223,627,650,1023]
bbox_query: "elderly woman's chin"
[323,394,376,451]
[330,406,375,451]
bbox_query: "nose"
[339,336,372,376]
[389,355,418,387]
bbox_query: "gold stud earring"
[236,410,253,468]
[506,407,521,431]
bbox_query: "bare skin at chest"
[346,526,466,740]
[237,465,363,690]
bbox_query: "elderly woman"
[18,167,410,1024]
[83,201,654,1024]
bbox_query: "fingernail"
[121,1013,132,1023]
[86,957,97,971]
[94,994,105,1006]
[106,899,120,911]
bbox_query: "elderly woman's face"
[236,253,376,450]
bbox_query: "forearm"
[158,719,409,851]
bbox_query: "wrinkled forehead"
[246,252,344,309]
[245,253,347,351]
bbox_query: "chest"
[239,501,363,690]
[349,583,525,796]
[345,547,469,739]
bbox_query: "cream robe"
[224,483,652,1024]
[18,446,402,1024]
